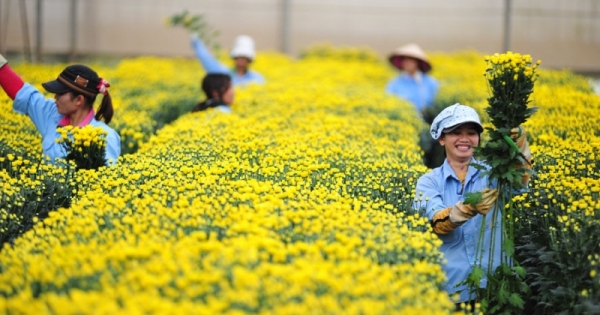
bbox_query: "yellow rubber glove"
[474,188,499,215]
[430,202,477,234]
[430,188,498,234]
[0,54,7,68]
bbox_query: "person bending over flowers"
[0,54,120,165]
[191,73,234,113]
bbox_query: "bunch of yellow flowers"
[485,52,540,81]
[56,125,108,170]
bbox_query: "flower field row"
[0,49,457,314]
[1,45,599,314]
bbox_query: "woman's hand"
[430,188,499,234]
[473,188,499,215]
[510,126,531,161]
[510,126,533,185]
[0,54,7,68]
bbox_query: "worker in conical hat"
[386,43,439,113]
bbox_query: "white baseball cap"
[430,103,484,140]
[230,35,256,61]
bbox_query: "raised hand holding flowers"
[166,10,220,51]
[464,52,540,314]
[479,52,539,188]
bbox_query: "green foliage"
[513,152,600,314]
[477,264,531,315]
[0,152,74,249]
[152,96,198,132]
[478,53,539,186]
[463,191,482,206]
[167,10,220,51]
[466,52,540,314]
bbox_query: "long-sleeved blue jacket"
[13,83,121,165]
[191,38,264,86]
[414,158,505,303]
[386,72,438,111]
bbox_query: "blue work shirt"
[214,105,232,114]
[13,83,121,165]
[191,38,265,86]
[414,158,504,303]
[386,72,439,112]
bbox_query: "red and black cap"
[42,64,101,97]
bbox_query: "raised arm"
[0,54,25,100]
[190,36,229,74]
[0,54,60,134]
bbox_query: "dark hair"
[43,64,114,124]
[68,91,114,124]
[191,74,232,113]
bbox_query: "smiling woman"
[438,123,481,161]
[413,103,533,310]
[0,53,121,165]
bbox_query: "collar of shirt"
[441,157,485,184]
[401,71,423,84]
[215,105,232,113]
[57,109,95,127]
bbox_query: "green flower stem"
[508,186,514,244]
[502,135,520,153]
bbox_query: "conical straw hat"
[389,43,432,72]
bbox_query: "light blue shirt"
[13,83,121,165]
[386,72,439,111]
[214,105,232,114]
[414,158,504,303]
[191,38,265,86]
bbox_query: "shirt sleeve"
[414,175,448,221]
[251,72,265,84]
[385,78,396,95]
[13,83,61,135]
[191,37,229,74]
[0,64,25,100]
[104,128,121,166]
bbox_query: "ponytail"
[95,91,114,124]
[192,73,232,113]
[192,98,225,113]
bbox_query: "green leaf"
[468,266,485,285]
[514,265,526,278]
[505,172,515,183]
[508,293,524,308]
[463,192,482,206]
[479,298,489,312]
[498,288,510,303]
[502,238,515,257]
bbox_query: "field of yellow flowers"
[0,45,599,314]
